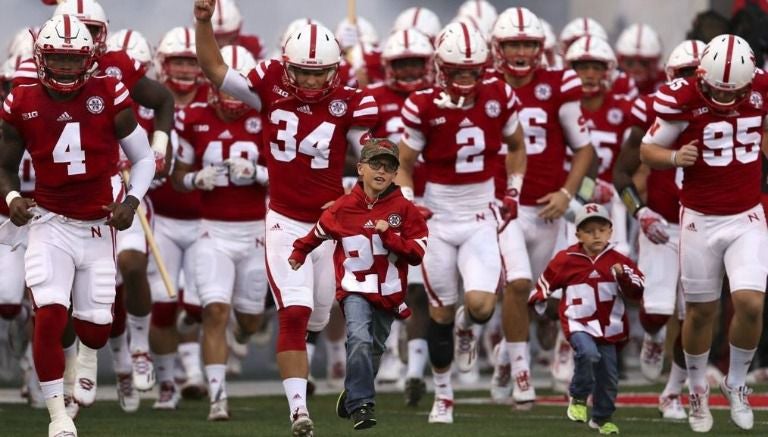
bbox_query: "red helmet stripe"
[184,27,191,49]
[516,8,524,32]
[412,7,421,26]
[63,14,72,44]
[636,25,643,50]
[308,24,317,59]
[77,0,84,14]
[585,36,591,53]
[691,40,699,58]
[722,35,735,83]
[122,30,132,51]
[232,46,238,69]
[404,29,410,49]
[216,0,224,26]
[583,17,589,33]
[460,22,471,59]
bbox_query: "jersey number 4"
[53,122,86,175]
[269,109,336,169]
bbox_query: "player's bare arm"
[394,141,419,195]
[504,125,527,178]
[194,0,228,87]
[612,126,644,192]
[130,76,175,174]
[171,160,196,193]
[0,121,35,226]
[641,140,698,169]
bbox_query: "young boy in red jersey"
[288,138,428,430]
[529,203,644,435]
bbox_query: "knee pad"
[276,305,311,353]
[639,309,669,335]
[182,303,203,324]
[33,304,69,382]
[0,304,21,319]
[151,302,178,328]
[427,319,454,368]
[73,318,112,350]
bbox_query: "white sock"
[507,341,529,376]
[433,369,453,399]
[205,364,227,402]
[154,353,176,384]
[406,339,428,379]
[63,342,78,395]
[109,332,132,375]
[662,362,688,397]
[327,338,346,365]
[283,377,308,414]
[40,378,64,399]
[127,314,151,353]
[727,344,757,388]
[684,350,710,394]
[41,380,65,421]
[179,342,202,379]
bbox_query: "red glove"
[499,191,519,232]
[591,178,615,204]
[415,203,433,220]
[636,207,670,244]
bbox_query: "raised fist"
[194,0,215,22]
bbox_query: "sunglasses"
[364,159,398,173]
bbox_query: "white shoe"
[290,407,314,436]
[153,381,181,410]
[64,394,79,419]
[457,361,480,385]
[658,394,687,420]
[512,370,536,409]
[207,397,230,421]
[719,378,753,430]
[428,397,454,424]
[49,415,77,437]
[490,344,511,403]
[181,372,208,400]
[116,373,140,413]
[454,307,477,373]
[131,352,155,391]
[551,331,573,390]
[688,387,713,433]
[375,350,403,384]
[73,354,98,407]
[640,333,664,381]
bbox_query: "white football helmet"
[212,0,243,43]
[559,17,607,53]
[382,29,434,92]
[491,7,545,76]
[335,16,379,50]
[539,19,563,69]
[34,14,96,92]
[107,29,152,67]
[279,18,325,51]
[697,34,756,111]
[53,0,108,54]
[435,22,488,97]
[282,23,341,102]
[565,35,616,96]
[7,27,38,59]
[665,39,705,80]
[457,0,498,36]
[616,23,662,60]
[155,27,200,94]
[393,7,442,41]
[210,45,256,118]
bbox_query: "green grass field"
[2,389,764,437]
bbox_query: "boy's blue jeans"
[568,331,619,422]
[342,293,395,413]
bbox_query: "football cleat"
[207,397,230,421]
[428,397,454,424]
[153,381,181,410]
[404,377,426,407]
[290,407,314,436]
[73,359,98,407]
[512,370,536,409]
[490,344,512,403]
[640,333,664,381]
[658,394,687,420]
[49,415,77,437]
[688,386,713,433]
[131,352,156,391]
[719,378,753,430]
[116,373,140,413]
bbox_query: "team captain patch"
[86,96,105,114]
[328,99,347,117]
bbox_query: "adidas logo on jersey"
[459,117,473,127]
[589,270,601,279]
[218,130,233,139]
[56,112,72,122]
[685,222,697,232]
[270,223,282,231]
[297,105,313,115]
[363,220,375,229]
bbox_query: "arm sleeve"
[641,118,688,148]
[221,67,262,112]
[119,125,155,199]
[559,100,591,150]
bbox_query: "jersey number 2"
[53,122,86,175]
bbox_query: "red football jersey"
[628,93,681,223]
[530,243,644,343]
[650,75,767,215]
[13,50,147,91]
[1,76,133,220]
[175,102,267,221]
[234,34,265,59]
[401,77,520,185]
[611,71,638,99]
[486,69,587,204]
[292,184,428,313]
[582,92,634,182]
[245,59,379,223]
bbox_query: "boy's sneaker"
[350,404,377,430]
[588,419,620,435]
[658,394,687,420]
[404,377,426,407]
[719,378,753,430]
[336,390,349,419]
[567,397,587,423]
[688,387,713,433]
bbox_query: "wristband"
[670,151,678,167]
[559,187,573,200]
[619,185,645,217]
[183,172,197,191]
[506,173,524,198]
[5,191,21,207]
[401,186,415,202]
[151,131,170,155]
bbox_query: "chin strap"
[433,91,465,109]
